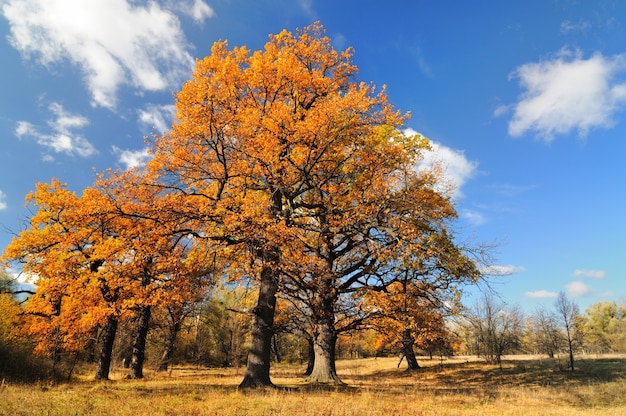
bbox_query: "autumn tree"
[2,173,216,380]
[148,22,480,387]
[94,170,217,379]
[2,181,125,379]
[367,280,456,370]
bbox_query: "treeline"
[2,265,624,384]
[456,292,626,371]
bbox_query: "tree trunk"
[239,262,278,389]
[306,317,342,384]
[127,305,151,379]
[304,336,315,376]
[401,328,420,370]
[95,316,118,380]
[568,338,575,371]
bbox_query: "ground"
[1,354,625,415]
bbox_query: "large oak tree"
[149,22,480,387]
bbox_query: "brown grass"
[1,355,625,415]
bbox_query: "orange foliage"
[1,171,217,357]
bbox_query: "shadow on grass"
[56,356,626,406]
[352,356,626,394]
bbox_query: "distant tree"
[0,270,16,294]
[528,306,560,358]
[581,301,626,354]
[366,277,462,371]
[554,292,580,371]
[467,293,523,368]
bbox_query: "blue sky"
[1,0,624,313]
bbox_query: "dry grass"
[1,354,625,415]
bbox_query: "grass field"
[1,355,625,415]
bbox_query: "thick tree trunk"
[127,305,151,379]
[95,316,118,380]
[401,328,420,370]
[239,263,278,388]
[306,317,342,384]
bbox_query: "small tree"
[528,306,560,358]
[555,291,580,371]
[468,293,523,368]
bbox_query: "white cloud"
[112,146,151,170]
[525,290,558,299]
[502,48,626,140]
[173,0,215,23]
[566,280,593,297]
[405,128,479,198]
[16,102,96,159]
[460,209,486,226]
[0,189,7,211]
[560,19,591,35]
[573,269,606,279]
[2,0,196,109]
[481,264,525,276]
[138,104,175,133]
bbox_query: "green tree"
[582,301,626,353]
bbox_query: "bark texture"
[401,328,420,370]
[239,263,278,388]
[306,317,342,384]
[95,316,118,380]
[127,305,151,379]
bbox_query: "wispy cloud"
[481,264,525,276]
[0,189,7,211]
[138,104,175,134]
[460,209,486,226]
[15,103,96,159]
[406,128,479,198]
[497,48,626,140]
[566,280,593,297]
[2,0,201,109]
[560,19,591,35]
[112,146,151,170]
[573,269,606,279]
[171,0,215,23]
[525,290,558,299]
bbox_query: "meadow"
[1,355,625,415]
